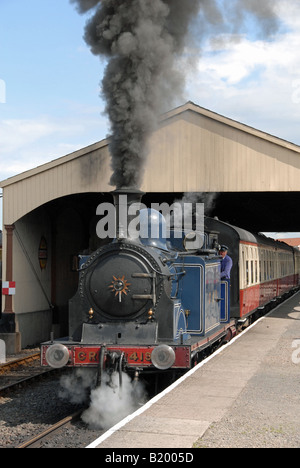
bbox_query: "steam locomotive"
[41,190,300,382]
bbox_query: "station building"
[1,101,300,352]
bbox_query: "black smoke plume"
[71,0,279,189]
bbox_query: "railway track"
[0,352,58,395]
[0,352,40,375]
[0,362,96,448]
[17,409,86,448]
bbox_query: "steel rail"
[0,353,40,375]
[17,409,84,448]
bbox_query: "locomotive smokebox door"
[87,245,155,320]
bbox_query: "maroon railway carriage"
[205,218,300,324]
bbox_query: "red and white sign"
[2,281,16,295]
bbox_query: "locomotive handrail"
[169,270,186,279]
[132,273,155,278]
[132,294,154,300]
[177,249,218,257]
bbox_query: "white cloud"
[0,112,109,181]
[0,79,6,104]
[197,39,270,85]
[0,109,109,229]
[186,2,300,145]
[0,117,65,154]
[0,117,78,179]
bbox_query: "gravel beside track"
[0,350,153,448]
[0,373,102,448]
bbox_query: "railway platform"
[88,292,300,449]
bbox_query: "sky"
[1,0,300,236]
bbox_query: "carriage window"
[260,250,265,282]
[266,253,270,280]
[241,250,245,288]
[246,260,249,286]
[269,260,273,279]
[270,253,274,280]
[259,260,262,282]
[284,254,287,276]
[289,256,293,275]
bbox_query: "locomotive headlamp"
[151,345,176,370]
[45,344,70,368]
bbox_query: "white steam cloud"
[59,369,147,430]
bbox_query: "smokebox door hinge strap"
[131,272,156,305]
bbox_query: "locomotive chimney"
[111,187,145,242]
